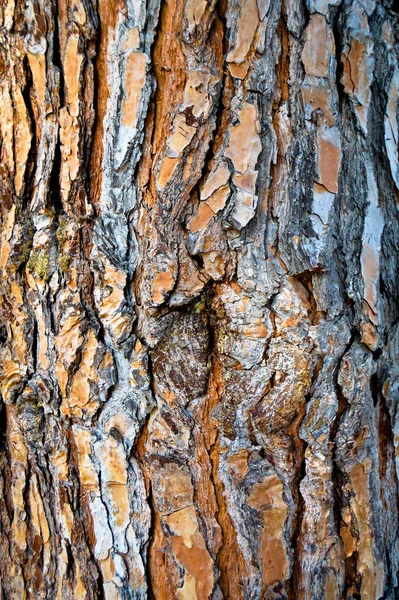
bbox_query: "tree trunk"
[1,0,399,598]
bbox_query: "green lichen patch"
[26,249,50,280]
[58,254,71,272]
[194,300,206,314]
[16,225,34,266]
[56,217,68,244]
[19,240,33,264]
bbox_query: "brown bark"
[1,0,399,598]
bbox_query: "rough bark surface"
[1,0,399,598]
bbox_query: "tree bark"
[1,0,399,598]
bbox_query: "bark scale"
[0,0,399,598]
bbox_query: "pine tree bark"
[1,0,399,598]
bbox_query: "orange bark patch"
[152,270,175,304]
[226,0,260,66]
[157,156,179,190]
[148,512,176,600]
[349,460,385,600]
[64,35,82,118]
[347,39,365,96]
[206,185,230,212]
[189,203,214,233]
[318,134,341,194]
[302,85,334,127]
[227,450,249,482]
[90,0,122,206]
[201,163,230,199]
[171,534,214,600]
[225,102,261,174]
[248,474,289,588]
[14,86,32,195]
[361,243,378,316]
[27,53,46,113]
[121,51,147,127]
[302,14,330,78]
[150,0,186,188]
[232,168,257,194]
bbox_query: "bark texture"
[1,0,399,598]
